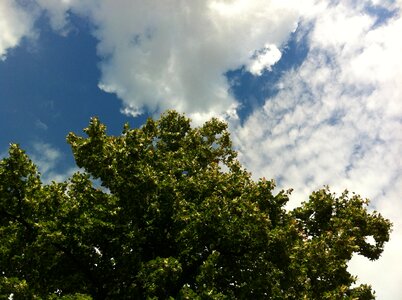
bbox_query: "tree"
[0,110,391,299]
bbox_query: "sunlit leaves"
[0,111,392,299]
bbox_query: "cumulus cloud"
[233,1,402,299]
[83,0,300,118]
[0,0,37,60]
[5,0,300,119]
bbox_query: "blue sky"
[0,13,146,170]
[1,1,402,298]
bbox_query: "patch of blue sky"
[0,13,148,172]
[364,2,399,28]
[226,26,310,124]
[327,109,346,126]
[345,135,375,175]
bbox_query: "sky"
[1,0,402,298]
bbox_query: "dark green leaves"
[0,111,392,299]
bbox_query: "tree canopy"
[0,110,391,299]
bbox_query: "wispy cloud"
[233,1,402,298]
[29,142,77,183]
[35,119,48,130]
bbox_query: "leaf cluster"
[0,111,391,299]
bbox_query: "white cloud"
[26,0,299,119]
[90,0,300,118]
[347,173,402,296]
[119,103,143,118]
[30,142,77,183]
[35,0,75,34]
[0,0,300,119]
[247,44,282,76]
[233,1,402,299]
[0,0,37,60]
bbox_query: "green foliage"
[0,110,392,299]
